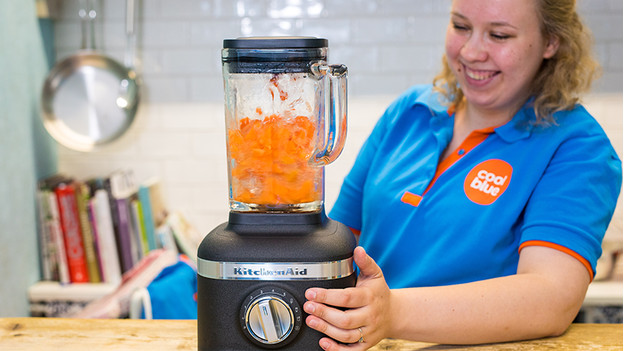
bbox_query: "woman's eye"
[452,22,469,31]
[491,33,511,40]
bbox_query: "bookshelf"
[33,169,204,318]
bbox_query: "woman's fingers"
[306,286,368,309]
[303,297,366,330]
[305,313,363,344]
[353,246,382,279]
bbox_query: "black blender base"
[196,211,358,351]
[197,276,357,351]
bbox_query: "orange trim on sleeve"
[401,191,423,207]
[519,240,594,281]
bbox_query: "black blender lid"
[223,36,328,49]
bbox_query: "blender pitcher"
[222,37,347,213]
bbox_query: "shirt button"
[457,149,465,155]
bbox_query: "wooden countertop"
[0,318,621,350]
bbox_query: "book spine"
[115,198,135,273]
[92,190,122,285]
[138,186,157,251]
[103,178,125,273]
[130,200,146,262]
[36,190,54,281]
[134,199,150,255]
[47,192,70,284]
[54,184,89,283]
[86,200,104,281]
[74,182,102,283]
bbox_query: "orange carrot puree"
[228,113,322,206]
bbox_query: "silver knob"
[246,296,294,344]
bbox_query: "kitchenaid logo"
[233,266,308,277]
[198,259,354,280]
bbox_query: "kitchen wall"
[50,0,623,240]
[0,1,58,317]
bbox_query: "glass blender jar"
[197,37,356,351]
[222,37,347,213]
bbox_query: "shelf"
[583,281,623,307]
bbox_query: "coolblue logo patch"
[464,159,513,205]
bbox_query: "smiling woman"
[435,0,599,125]
[302,0,621,350]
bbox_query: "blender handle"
[310,63,348,166]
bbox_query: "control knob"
[240,287,302,347]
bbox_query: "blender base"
[197,211,357,350]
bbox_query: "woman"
[303,0,622,350]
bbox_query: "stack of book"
[36,170,201,286]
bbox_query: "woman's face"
[445,0,558,115]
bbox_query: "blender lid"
[223,36,328,49]
[222,36,328,73]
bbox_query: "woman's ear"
[543,35,560,59]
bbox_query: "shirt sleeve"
[519,122,622,279]
[328,86,427,229]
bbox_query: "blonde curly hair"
[433,0,601,124]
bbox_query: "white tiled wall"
[51,0,623,102]
[51,0,623,236]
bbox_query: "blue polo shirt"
[330,84,621,288]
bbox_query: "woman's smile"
[462,64,500,84]
[445,0,558,118]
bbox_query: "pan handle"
[79,0,98,51]
[124,0,138,69]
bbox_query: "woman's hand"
[304,246,393,350]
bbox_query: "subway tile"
[190,184,230,211]
[379,45,438,73]
[347,73,412,96]
[298,19,351,44]
[323,0,378,17]
[607,0,623,11]
[239,17,299,36]
[190,20,242,46]
[136,49,165,75]
[578,0,612,14]
[267,0,324,18]
[351,17,409,43]
[163,158,221,184]
[374,0,447,16]
[192,131,228,158]
[160,0,213,18]
[138,131,194,157]
[584,14,623,41]
[141,20,191,47]
[141,76,190,102]
[51,0,621,102]
[190,75,225,102]
[329,45,379,75]
[159,103,221,130]
[593,71,624,94]
[406,16,449,44]
[607,42,623,70]
[212,0,268,18]
[162,49,219,74]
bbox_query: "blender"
[197,37,357,350]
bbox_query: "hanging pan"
[41,0,140,152]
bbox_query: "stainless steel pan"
[41,0,139,152]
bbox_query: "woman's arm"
[304,246,590,350]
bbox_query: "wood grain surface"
[0,318,621,350]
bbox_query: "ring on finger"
[357,327,365,343]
